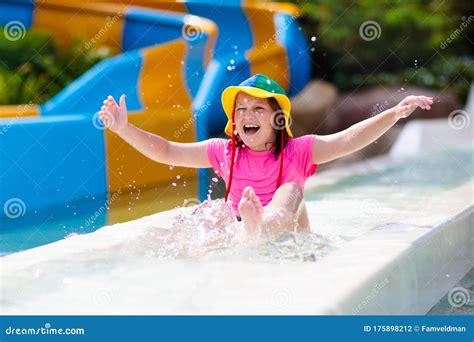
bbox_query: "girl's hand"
[395,95,433,119]
[99,95,128,133]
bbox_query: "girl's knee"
[278,182,303,199]
[273,182,303,210]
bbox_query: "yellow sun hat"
[221,74,293,137]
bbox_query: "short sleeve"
[289,135,318,178]
[207,138,230,177]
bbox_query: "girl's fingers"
[109,102,118,112]
[108,95,119,108]
[102,100,117,113]
[102,96,118,113]
[119,94,127,110]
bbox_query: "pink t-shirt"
[207,135,318,215]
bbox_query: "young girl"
[99,74,433,240]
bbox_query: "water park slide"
[0,0,311,227]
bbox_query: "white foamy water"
[109,199,347,262]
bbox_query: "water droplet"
[311,36,316,42]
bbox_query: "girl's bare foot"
[238,186,263,240]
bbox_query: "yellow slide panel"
[242,1,291,92]
[106,40,198,220]
[33,0,126,52]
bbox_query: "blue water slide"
[0,115,107,221]
[41,7,211,115]
[0,0,34,28]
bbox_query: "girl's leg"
[265,182,309,234]
[238,183,309,240]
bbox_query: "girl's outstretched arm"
[99,95,211,168]
[311,95,433,164]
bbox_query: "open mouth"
[243,124,260,135]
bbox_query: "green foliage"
[0,29,113,105]
[294,0,473,100]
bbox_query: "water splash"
[121,199,347,262]
[124,199,238,259]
